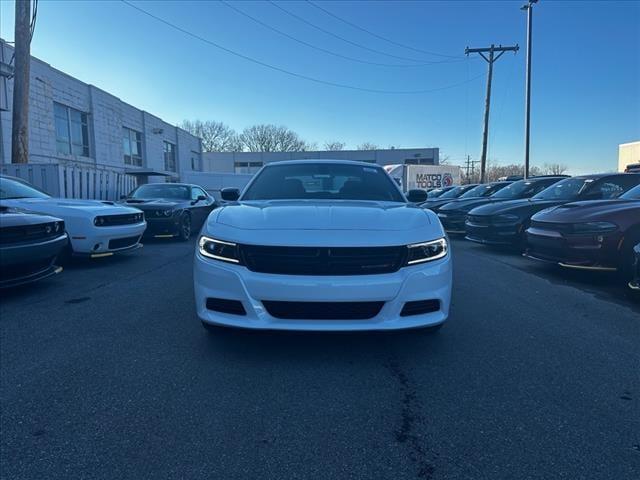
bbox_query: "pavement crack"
[386,358,437,479]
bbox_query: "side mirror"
[406,189,428,203]
[221,187,240,201]
[197,195,207,202]
[120,195,127,200]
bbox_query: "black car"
[465,173,640,247]
[630,243,640,291]
[426,186,456,199]
[437,176,568,234]
[0,207,68,288]
[419,184,479,212]
[426,181,512,215]
[121,183,217,241]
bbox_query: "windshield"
[0,177,50,200]
[427,187,450,198]
[621,184,640,199]
[438,185,474,199]
[460,183,507,199]
[532,177,591,201]
[491,180,535,199]
[129,184,190,200]
[241,163,405,202]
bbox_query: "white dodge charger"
[194,160,452,332]
[1,176,146,258]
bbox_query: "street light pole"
[522,0,537,179]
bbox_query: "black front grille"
[96,213,143,226]
[466,215,490,226]
[400,299,440,317]
[108,236,139,250]
[0,222,63,245]
[263,301,385,320]
[240,245,406,276]
[206,298,246,315]
[529,220,572,234]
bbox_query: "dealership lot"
[1,239,638,480]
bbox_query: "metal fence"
[1,163,138,200]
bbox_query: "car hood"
[532,199,640,223]
[206,200,443,247]
[1,197,142,217]
[468,198,564,216]
[421,197,477,211]
[439,197,496,213]
[0,207,63,227]
[122,199,181,210]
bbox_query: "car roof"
[266,159,383,167]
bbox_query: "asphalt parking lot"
[1,238,638,480]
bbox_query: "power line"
[221,1,454,68]
[268,1,456,65]
[306,0,462,60]
[121,0,484,95]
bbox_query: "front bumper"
[143,216,182,238]
[465,218,522,245]
[437,212,467,234]
[0,233,68,288]
[524,227,621,271]
[194,252,452,331]
[69,221,146,256]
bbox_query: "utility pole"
[464,155,479,184]
[521,0,538,179]
[11,0,32,164]
[465,44,519,183]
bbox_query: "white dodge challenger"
[0,175,146,258]
[194,160,452,332]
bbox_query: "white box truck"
[384,164,462,192]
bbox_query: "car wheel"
[178,213,192,241]
[619,235,640,280]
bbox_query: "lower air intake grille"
[108,236,139,250]
[400,299,440,317]
[262,301,384,320]
[206,298,246,316]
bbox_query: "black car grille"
[466,215,490,226]
[240,245,407,276]
[529,220,572,234]
[0,222,64,245]
[108,236,140,250]
[95,213,143,226]
[262,301,385,320]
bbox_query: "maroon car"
[524,183,640,275]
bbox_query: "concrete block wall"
[0,39,202,185]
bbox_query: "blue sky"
[1,0,638,174]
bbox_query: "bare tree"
[357,142,379,150]
[180,120,240,152]
[483,163,543,182]
[324,141,346,151]
[239,124,310,152]
[542,163,569,175]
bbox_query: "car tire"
[619,234,640,280]
[177,213,192,241]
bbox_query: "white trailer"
[384,164,462,191]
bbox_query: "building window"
[123,127,143,166]
[54,102,90,157]
[234,161,263,174]
[190,151,201,171]
[163,141,176,172]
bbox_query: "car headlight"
[163,209,173,217]
[571,222,617,234]
[198,236,241,264]
[493,214,520,223]
[406,238,448,265]
[94,216,105,226]
[53,221,62,232]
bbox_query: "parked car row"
[420,173,640,289]
[0,175,217,288]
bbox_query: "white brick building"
[0,39,202,199]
